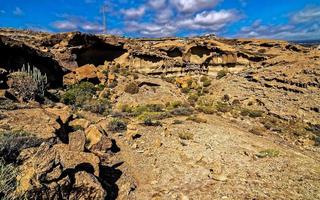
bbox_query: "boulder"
[16,143,103,198]
[63,64,98,86]
[68,130,86,152]
[70,171,107,200]
[69,118,91,130]
[85,125,113,154]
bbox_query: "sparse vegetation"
[178,131,194,140]
[108,118,127,132]
[124,82,140,94]
[217,69,229,79]
[143,118,162,126]
[0,130,43,163]
[172,120,183,125]
[240,108,264,118]
[215,101,232,113]
[256,149,280,158]
[0,159,19,199]
[61,82,110,114]
[170,107,193,116]
[186,115,207,123]
[200,76,211,87]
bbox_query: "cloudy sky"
[0,0,320,40]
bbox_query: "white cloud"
[149,0,167,9]
[121,6,146,18]
[237,6,320,41]
[291,6,320,23]
[193,10,238,25]
[52,17,103,33]
[13,7,24,16]
[171,0,220,13]
[52,21,78,31]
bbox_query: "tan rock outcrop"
[63,64,98,86]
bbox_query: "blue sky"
[0,0,320,40]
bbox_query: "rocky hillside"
[0,29,319,199]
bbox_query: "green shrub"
[188,93,199,105]
[181,87,191,94]
[62,82,96,106]
[108,118,127,132]
[256,149,280,158]
[124,82,140,94]
[200,76,211,87]
[172,120,183,125]
[170,107,193,116]
[240,108,264,118]
[81,99,110,115]
[197,106,215,114]
[166,101,183,109]
[143,118,162,127]
[96,84,105,91]
[61,82,110,114]
[217,69,228,79]
[178,131,194,140]
[186,116,207,123]
[216,102,232,113]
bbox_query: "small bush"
[200,76,211,87]
[240,108,263,118]
[256,149,280,158]
[186,116,207,123]
[108,118,127,132]
[217,69,228,79]
[249,127,265,136]
[197,105,215,114]
[143,118,162,127]
[216,102,232,113]
[172,120,183,125]
[178,131,194,140]
[7,65,47,102]
[81,99,110,115]
[181,87,191,94]
[62,82,96,106]
[188,93,200,106]
[166,101,183,109]
[124,82,140,94]
[133,73,139,80]
[170,107,193,116]
[61,82,110,114]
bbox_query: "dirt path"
[114,115,320,200]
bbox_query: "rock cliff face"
[0,28,319,200]
[0,29,280,83]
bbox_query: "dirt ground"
[113,115,320,200]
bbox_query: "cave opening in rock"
[0,43,64,88]
[190,46,212,58]
[166,48,183,58]
[136,54,163,63]
[73,43,127,67]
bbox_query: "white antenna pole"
[102,4,107,34]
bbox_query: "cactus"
[20,63,48,97]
